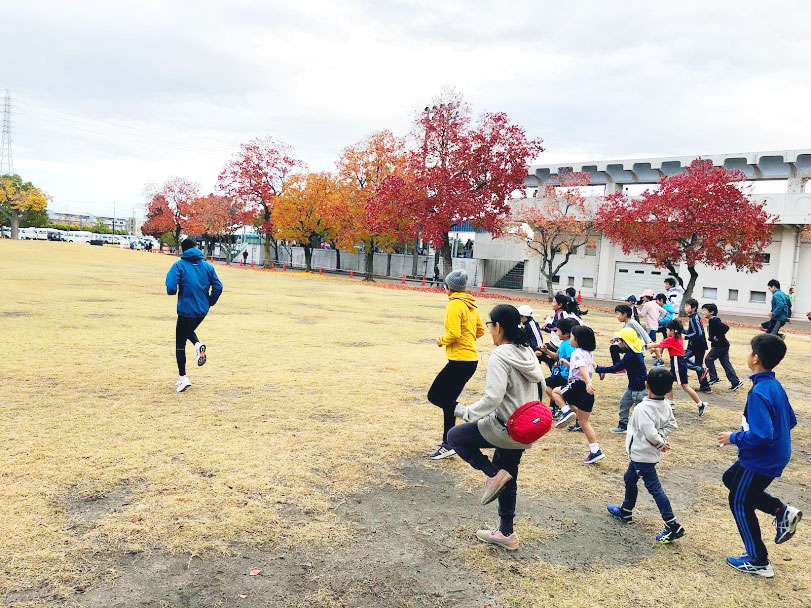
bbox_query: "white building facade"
[474,150,811,319]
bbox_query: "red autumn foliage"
[407,90,544,275]
[596,159,776,311]
[218,136,305,267]
[186,194,252,262]
[141,177,200,254]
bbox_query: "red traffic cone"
[210,255,214,262]
[577,290,582,303]
[271,261,275,270]
[319,267,323,275]
[349,270,353,278]
[480,281,485,293]
[401,275,406,284]
[239,259,243,267]
[250,260,254,268]
[421,276,426,286]
[283,264,287,271]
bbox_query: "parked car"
[65,231,93,243]
[18,228,36,240]
[1,226,10,238]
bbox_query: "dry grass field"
[1,239,809,608]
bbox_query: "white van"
[65,231,93,243]
[18,228,36,240]
[33,228,51,240]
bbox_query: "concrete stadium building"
[474,150,811,319]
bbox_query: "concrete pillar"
[775,225,795,289]
[787,174,808,194]
[594,179,622,299]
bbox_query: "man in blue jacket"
[761,279,791,337]
[718,334,801,577]
[166,238,223,392]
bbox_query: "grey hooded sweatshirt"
[625,396,678,463]
[454,344,545,450]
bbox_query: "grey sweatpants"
[619,388,648,426]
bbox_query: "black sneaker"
[568,422,583,432]
[731,381,745,391]
[609,424,628,434]
[657,523,686,544]
[709,378,721,386]
[698,386,712,394]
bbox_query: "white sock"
[589,442,600,453]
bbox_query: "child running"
[543,318,577,417]
[518,305,543,354]
[537,293,569,369]
[683,298,711,393]
[655,293,676,339]
[718,334,802,577]
[608,367,684,544]
[647,319,708,416]
[700,303,745,391]
[552,325,603,463]
[639,289,666,342]
[609,304,651,366]
[427,269,485,460]
[597,327,648,434]
[448,304,545,551]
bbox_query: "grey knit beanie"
[444,269,468,293]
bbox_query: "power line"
[0,90,13,174]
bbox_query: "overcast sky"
[4,0,811,218]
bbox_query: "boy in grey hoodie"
[607,367,685,544]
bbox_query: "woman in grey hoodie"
[447,304,545,551]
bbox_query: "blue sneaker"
[583,449,604,464]
[697,401,707,417]
[652,360,664,367]
[555,408,576,428]
[774,505,802,544]
[725,555,774,578]
[607,505,632,523]
[656,523,685,544]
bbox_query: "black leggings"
[447,422,524,536]
[427,360,478,442]
[176,315,205,375]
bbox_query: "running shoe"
[656,523,685,544]
[555,408,575,427]
[709,378,721,386]
[725,556,774,578]
[584,449,605,464]
[698,386,712,394]
[697,401,707,417]
[196,343,207,366]
[568,422,583,432]
[176,376,192,393]
[475,529,519,550]
[652,360,664,367]
[607,505,633,523]
[428,444,456,460]
[774,505,802,544]
[481,469,513,505]
[731,381,745,391]
[609,424,628,434]
[598,372,606,381]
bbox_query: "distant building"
[48,210,144,233]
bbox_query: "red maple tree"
[596,159,776,311]
[511,171,595,299]
[141,177,200,254]
[218,136,304,267]
[409,90,544,276]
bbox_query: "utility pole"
[113,201,116,237]
[0,90,13,175]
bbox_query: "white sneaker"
[176,376,191,392]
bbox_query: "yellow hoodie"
[438,292,485,361]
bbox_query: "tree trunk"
[271,236,279,262]
[411,237,419,277]
[441,233,453,279]
[681,265,700,315]
[263,234,272,268]
[364,247,375,281]
[335,247,341,270]
[386,252,392,277]
[304,245,313,272]
[174,227,182,256]
[10,210,19,240]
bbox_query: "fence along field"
[1,239,810,607]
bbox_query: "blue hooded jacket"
[165,248,223,317]
[730,371,796,477]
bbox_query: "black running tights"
[176,315,205,375]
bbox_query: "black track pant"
[722,461,784,563]
[427,360,478,442]
[176,314,205,376]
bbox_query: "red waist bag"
[506,401,553,445]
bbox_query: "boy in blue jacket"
[165,238,223,392]
[718,334,801,577]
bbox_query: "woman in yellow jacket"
[428,269,486,460]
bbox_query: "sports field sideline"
[1,240,809,608]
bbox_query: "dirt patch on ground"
[59,460,670,607]
[0,310,34,317]
[64,483,139,534]
[85,313,117,319]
